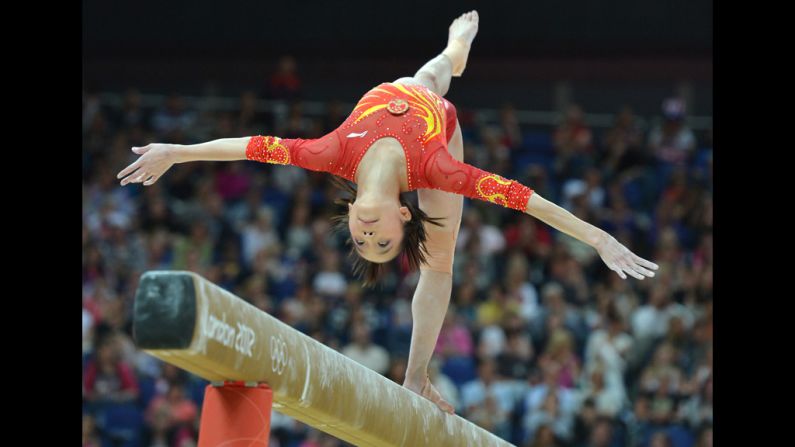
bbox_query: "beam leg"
[197,381,273,447]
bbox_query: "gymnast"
[118,10,657,413]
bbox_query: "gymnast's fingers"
[118,159,143,181]
[120,167,144,185]
[130,170,150,184]
[610,264,627,280]
[143,174,160,186]
[630,262,655,278]
[132,145,152,155]
[633,254,659,270]
[622,263,645,280]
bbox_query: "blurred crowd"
[83,56,713,447]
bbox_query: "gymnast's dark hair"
[330,177,443,285]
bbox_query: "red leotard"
[246,82,533,211]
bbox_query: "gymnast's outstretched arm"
[424,146,659,280]
[523,193,658,280]
[116,138,249,186]
[117,131,340,186]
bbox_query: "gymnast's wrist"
[168,144,190,163]
[592,229,611,251]
[404,366,428,384]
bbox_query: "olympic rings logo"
[270,334,289,375]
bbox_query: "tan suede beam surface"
[132,270,515,447]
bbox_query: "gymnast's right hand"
[404,376,455,415]
[117,144,176,186]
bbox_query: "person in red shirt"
[145,384,199,439]
[83,335,139,404]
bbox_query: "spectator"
[648,432,673,447]
[524,391,574,444]
[695,425,713,447]
[626,395,653,447]
[571,399,598,447]
[523,361,579,424]
[461,358,514,439]
[533,282,583,349]
[456,208,506,257]
[579,368,625,418]
[172,220,215,270]
[647,98,695,167]
[237,90,270,135]
[452,280,479,326]
[116,88,151,131]
[678,374,712,430]
[267,55,302,101]
[477,284,511,331]
[503,214,553,264]
[496,328,534,381]
[284,203,313,258]
[538,329,581,389]
[585,303,634,377]
[601,105,646,179]
[631,285,674,341]
[435,304,475,359]
[152,94,196,141]
[341,322,390,374]
[461,358,515,413]
[498,103,523,149]
[313,250,348,298]
[639,343,684,396]
[144,383,199,443]
[526,424,562,447]
[553,104,594,178]
[503,252,541,323]
[584,417,615,447]
[241,208,279,267]
[83,334,139,404]
[279,101,315,138]
[82,413,101,447]
[214,161,252,202]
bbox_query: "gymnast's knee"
[393,76,419,86]
[395,73,444,96]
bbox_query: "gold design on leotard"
[393,83,445,143]
[353,103,389,123]
[475,174,512,206]
[251,136,290,165]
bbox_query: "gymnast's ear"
[348,203,353,212]
[398,206,412,222]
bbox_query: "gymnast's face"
[347,201,411,262]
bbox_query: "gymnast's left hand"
[117,144,176,186]
[595,232,659,280]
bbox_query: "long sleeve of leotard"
[246,133,342,174]
[422,146,533,212]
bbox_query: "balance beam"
[133,271,515,447]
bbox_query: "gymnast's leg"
[394,10,479,96]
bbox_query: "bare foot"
[445,10,479,76]
[404,376,455,414]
